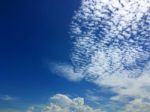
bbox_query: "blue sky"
[0,0,108,111]
[0,0,85,110]
[0,0,150,112]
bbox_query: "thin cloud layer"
[0,109,21,112]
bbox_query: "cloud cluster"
[27,94,104,112]
[71,0,150,78]
[52,0,150,111]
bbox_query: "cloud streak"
[0,95,16,101]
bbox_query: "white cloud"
[102,71,150,99]
[50,63,84,81]
[121,99,150,112]
[27,94,105,112]
[51,0,150,111]
[85,90,101,103]
[70,0,150,79]
[70,0,150,99]
[0,95,16,101]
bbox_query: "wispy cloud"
[85,90,102,103]
[0,95,16,101]
[50,62,84,81]
[0,108,21,112]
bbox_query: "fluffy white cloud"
[27,94,104,112]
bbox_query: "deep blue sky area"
[0,0,95,109]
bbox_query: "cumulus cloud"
[27,94,104,112]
